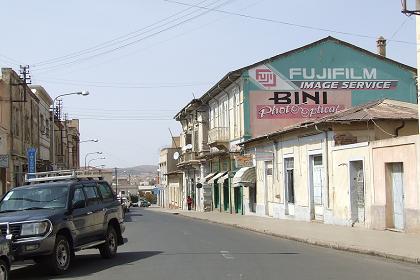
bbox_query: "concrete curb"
[158,210,420,265]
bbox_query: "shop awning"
[208,172,228,184]
[204,173,217,182]
[233,167,256,187]
[218,172,231,183]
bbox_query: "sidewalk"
[148,207,420,264]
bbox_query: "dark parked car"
[0,170,126,275]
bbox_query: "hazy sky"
[0,0,416,167]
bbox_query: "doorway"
[249,186,256,213]
[386,163,405,230]
[213,183,220,209]
[264,161,273,216]
[223,180,229,212]
[349,160,365,225]
[284,158,295,216]
[234,186,243,214]
[310,155,324,221]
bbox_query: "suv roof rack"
[25,170,104,184]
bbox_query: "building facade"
[0,68,40,189]
[242,100,420,232]
[174,36,418,214]
[158,137,182,208]
[0,68,82,194]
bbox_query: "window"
[40,114,45,134]
[83,185,101,205]
[45,119,50,137]
[233,88,240,138]
[72,187,86,207]
[0,184,69,211]
[185,133,192,145]
[14,107,20,137]
[98,182,114,201]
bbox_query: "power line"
[164,0,418,45]
[32,0,232,72]
[31,0,213,67]
[390,16,412,40]
[27,0,264,76]
[68,117,173,121]
[0,54,22,66]
[64,107,178,112]
[34,78,211,89]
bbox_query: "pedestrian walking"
[187,196,193,210]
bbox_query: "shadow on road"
[124,212,143,223]
[11,251,162,279]
[160,251,299,256]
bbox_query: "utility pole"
[115,167,118,200]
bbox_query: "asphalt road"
[10,207,420,280]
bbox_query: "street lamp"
[84,152,103,169]
[51,91,89,169]
[79,139,99,143]
[88,157,106,168]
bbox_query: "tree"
[130,194,139,203]
[144,192,156,204]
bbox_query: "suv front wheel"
[43,235,71,275]
[0,259,9,280]
[99,226,117,259]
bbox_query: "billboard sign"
[27,147,37,179]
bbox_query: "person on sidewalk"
[187,196,193,211]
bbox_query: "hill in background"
[117,165,158,176]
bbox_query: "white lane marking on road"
[220,250,234,259]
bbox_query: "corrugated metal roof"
[314,99,418,122]
[241,99,418,145]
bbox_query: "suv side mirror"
[72,200,86,210]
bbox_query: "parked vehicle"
[131,202,139,207]
[0,170,126,275]
[139,198,151,207]
[0,236,12,280]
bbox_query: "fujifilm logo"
[289,68,377,80]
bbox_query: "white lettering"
[363,68,377,79]
[289,68,302,79]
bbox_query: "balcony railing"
[177,151,198,166]
[208,127,229,145]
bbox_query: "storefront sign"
[0,155,9,168]
[249,67,398,91]
[27,148,37,179]
[234,154,253,168]
[250,90,351,136]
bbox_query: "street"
[9,207,420,280]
